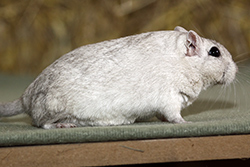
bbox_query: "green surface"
[0,61,250,147]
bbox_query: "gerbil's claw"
[56,123,77,128]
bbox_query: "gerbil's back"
[22,30,183,114]
[43,30,181,83]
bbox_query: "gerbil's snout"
[220,60,238,85]
[210,43,238,85]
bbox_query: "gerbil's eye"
[208,46,221,57]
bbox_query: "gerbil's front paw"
[172,119,190,124]
[168,117,191,124]
[182,121,192,124]
[158,112,191,124]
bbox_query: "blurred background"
[0,0,249,75]
[1,3,250,166]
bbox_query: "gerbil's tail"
[0,99,24,117]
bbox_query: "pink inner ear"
[188,32,198,47]
[186,46,197,57]
[186,31,201,57]
[189,43,196,49]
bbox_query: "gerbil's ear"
[185,30,202,56]
[174,26,188,33]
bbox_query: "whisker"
[234,70,250,112]
[236,58,250,65]
[232,81,238,110]
[234,51,250,60]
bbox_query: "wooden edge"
[1,134,250,167]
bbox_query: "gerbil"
[0,26,237,129]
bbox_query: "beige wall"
[0,0,249,74]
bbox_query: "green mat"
[0,61,250,147]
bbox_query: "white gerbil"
[0,26,237,129]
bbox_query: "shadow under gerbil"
[182,99,237,117]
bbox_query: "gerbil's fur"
[0,26,237,129]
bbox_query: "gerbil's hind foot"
[42,123,77,129]
[56,123,77,128]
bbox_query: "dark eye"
[208,46,220,57]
